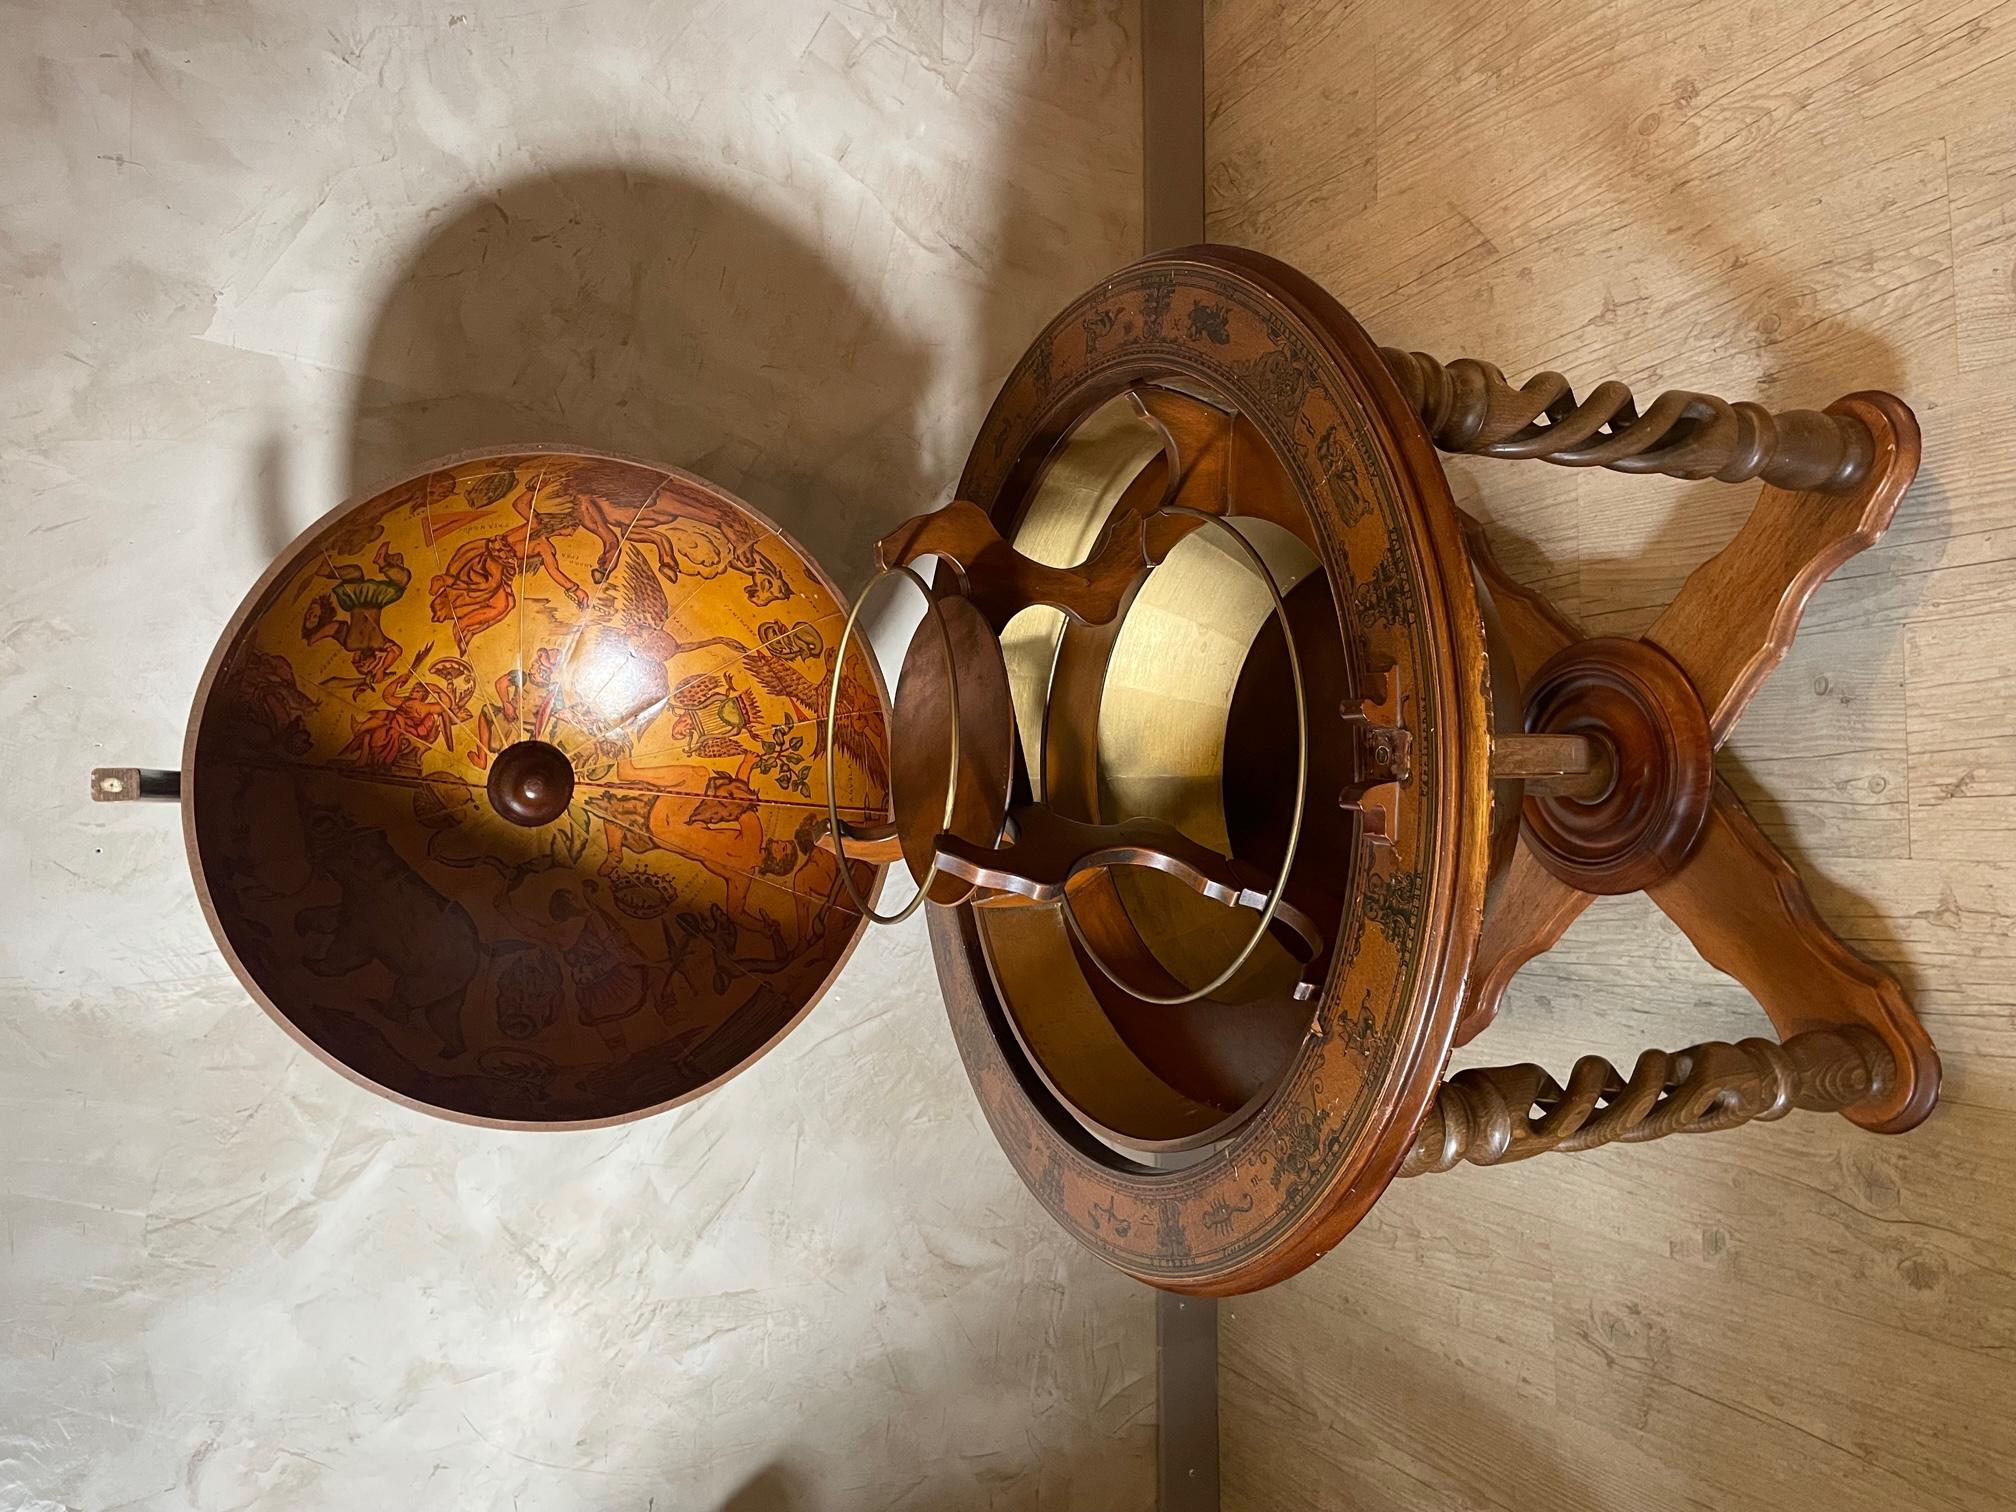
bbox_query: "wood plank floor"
[1206,2,2016,1508]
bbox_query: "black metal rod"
[90,767,182,803]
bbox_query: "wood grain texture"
[1456,507,1593,1042]
[1207,0,2016,1505]
[1648,785,1941,1132]
[1644,392,1919,742]
[1400,1025,1893,1173]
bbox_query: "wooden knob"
[486,740,575,827]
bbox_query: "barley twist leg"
[1379,349,1873,492]
[1399,1026,1893,1176]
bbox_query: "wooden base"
[1450,389,1939,1144]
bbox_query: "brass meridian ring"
[1056,505,1310,1008]
[826,561,960,926]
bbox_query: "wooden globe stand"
[860,250,1942,1294]
[91,247,1941,1295]
[1392,374,1940,1167]
[852,376,1941,1156]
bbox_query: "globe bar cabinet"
[95,248,1939,1295]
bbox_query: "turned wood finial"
[1518,636,1714,895]
[1379,348,1875,492]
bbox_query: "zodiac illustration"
[549,886,653,1054]
[1088,1197,1133,1238]
[335,649,475,774]
[584,756,838,961]
[494,945,561,1041]
[463,646,580,770]
[561,465,796,606]
[426,477,595,654]
[484,873,686,1057]
[292,791,481,1058]
[1187,300,1232,344]
[663,903,743,997]
[744,642,890,798]
[1302,415,1370,526]
[468,649,554,768]
[301,542,411,690]
[1199,1192,1256,1234]
[754,619,823,661]
[565,547,749,741]
[222,650,317,755]
[665,672,763,758]
[603,867,676,920]
[1335,988,1380,1056]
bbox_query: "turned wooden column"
[1379,348,1875,492]
[1400,1026,1893,1175]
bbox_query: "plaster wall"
[0,3,1150,1507]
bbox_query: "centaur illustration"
[582,754,844,963]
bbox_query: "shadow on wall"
[322,7,1150,1507]
[714,1463,806,1512]
[341,167,933,588]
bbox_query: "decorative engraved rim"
[934,247,1493,1292]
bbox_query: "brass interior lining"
[997,395,1167,798]
[1098,515,1318,999]
[975,386,1330,1151]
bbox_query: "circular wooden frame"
[932,248,1494,1293]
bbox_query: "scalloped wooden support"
[873,386,1223,633]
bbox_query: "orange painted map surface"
[191,451,888,1124]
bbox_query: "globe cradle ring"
[824,560,961,926]
[1057,505,1311,1008]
